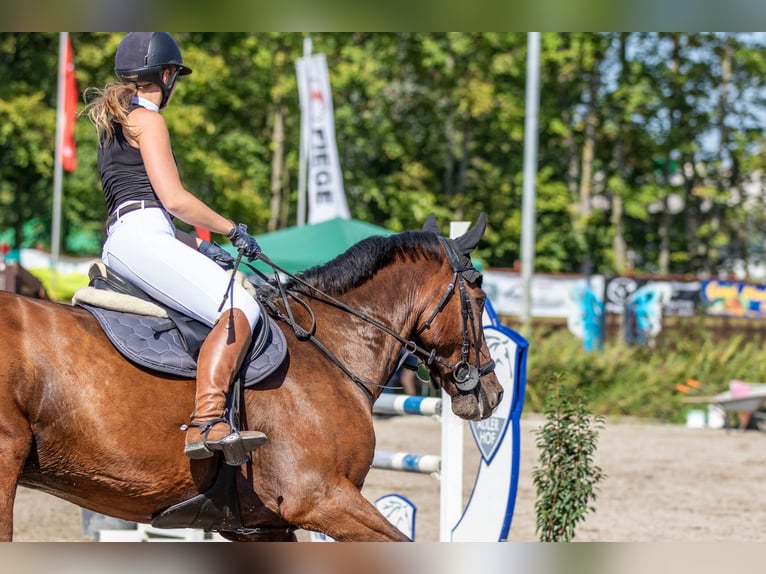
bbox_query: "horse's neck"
[341,267,423,336]
[312,268,423,389]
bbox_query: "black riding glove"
[198,240,235,270]
[226,223,262,261]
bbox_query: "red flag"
[61,34,77,172]
[195,227,211,242]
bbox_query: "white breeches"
[102,203,260,331]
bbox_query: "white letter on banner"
[295,53,350,224]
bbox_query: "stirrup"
[183,420,267,465]
[214,430,268,466]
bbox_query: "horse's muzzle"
[451,371,503,421]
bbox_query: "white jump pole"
[439,221,470,541]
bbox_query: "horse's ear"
[454,212,487,255]
[422,213,440,235]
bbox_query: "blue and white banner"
[449,299,527,541]
[296,53,350,224]
[483,270,606,320]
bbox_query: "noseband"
[412,237,495,392]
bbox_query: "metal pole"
[51,32,67,298]
[296,35,311,227]
[520,32,541,333]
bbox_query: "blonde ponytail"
[83,83,137,145]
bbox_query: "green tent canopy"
[226,217,393,275]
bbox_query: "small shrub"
[533,373,605,542]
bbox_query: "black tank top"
[98,104,161,215]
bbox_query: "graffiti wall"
[701,279,766,319]
[482,269,766,347]
[604,277,701,317]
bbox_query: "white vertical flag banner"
[296,53,350,224]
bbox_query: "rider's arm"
[126,108,234,236]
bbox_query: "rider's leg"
[184,308,266,460]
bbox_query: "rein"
[247,254,424,400]
[233,239,493,400]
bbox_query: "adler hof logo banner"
[296,53,350,224]
[450,298,528,541]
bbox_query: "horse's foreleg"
[284,480,411,542]
[0,474,16,541]
[0,431,32,541]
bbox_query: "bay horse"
[0,215,502,541]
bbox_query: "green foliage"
[27,268,88,302]
[532,373,605,542]
[2,33,766,278]
[524,324,766,422]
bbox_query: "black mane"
[281,231,442,295]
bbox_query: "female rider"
[85,32,265,463]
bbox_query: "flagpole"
[296,35,311,227]
[520,32,540,335]
[51,31,68,297]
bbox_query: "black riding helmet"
[114,32,192,109]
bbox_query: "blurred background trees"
[2,32,766,279]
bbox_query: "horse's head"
[411,213,503,421]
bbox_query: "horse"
[0,215,503,541]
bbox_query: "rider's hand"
[226,223,262,261]
[198,240,235,270]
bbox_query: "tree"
[3,33,766,278]
[0,33,59,249]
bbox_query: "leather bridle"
[412,237,496,392]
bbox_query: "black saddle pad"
[79,303,287,388]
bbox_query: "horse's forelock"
[286,231,442,295]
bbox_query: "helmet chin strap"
[132,67,177,110]
[157,67,180,109]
